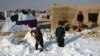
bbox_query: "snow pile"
[0,29,100,56]
[82,30,100,38]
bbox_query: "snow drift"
[0,29,100,56]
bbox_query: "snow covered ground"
[0,29,100,56]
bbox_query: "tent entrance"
[88,13,98,27]
[88,13,98,22]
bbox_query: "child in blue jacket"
[55,21,65,47]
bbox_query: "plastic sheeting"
[2,12,36,32]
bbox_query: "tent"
[97,11,100,26]
[2,11,37,32]
[51,4,100,32]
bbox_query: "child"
[77,11,84,32]
[55,21,65,47]
[31,26,44,52]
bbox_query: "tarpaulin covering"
[2,12,37,32]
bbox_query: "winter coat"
[31,27,43,43]
[55,26,65,47]
[77,14,84,22]
[55,26,65,37]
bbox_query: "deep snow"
[0,29,100,56]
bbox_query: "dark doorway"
[88,13,98,28]
[88,13,98,22]
[0,12,5,20]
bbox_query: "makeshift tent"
[51,5,76,31]
[2,12,37,32]
[51,4,100,32]
[97,11,100,26]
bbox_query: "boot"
[40,48,43,52]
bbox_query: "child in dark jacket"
[55,21,65,47]
[31,26,44,52]
[77,11,84,32]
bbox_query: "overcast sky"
[0,0,100,11]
